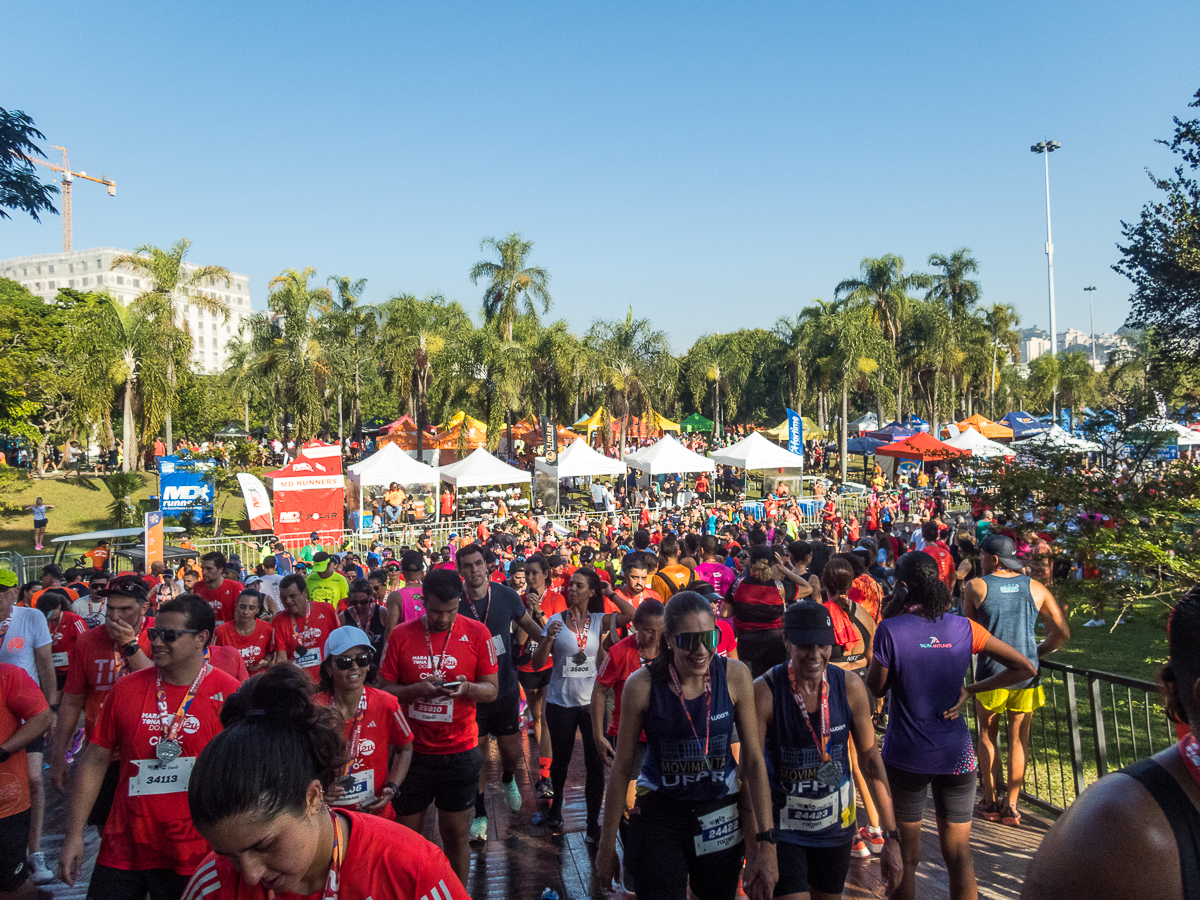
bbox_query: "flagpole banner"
[144,511,164,568]
[236,473,274,531]
[786,408,805,457]
[156,455,215,524]
[541,415,559,464]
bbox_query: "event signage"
[144,511,164,567]
[786,408,804,458]
[236,473,274,531]
[156,455,214,524]
[541,415,559,464]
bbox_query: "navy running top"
[763,662,856,847]
[973,573,1040,690]
[638,655,739,802]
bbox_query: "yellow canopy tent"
[441,411,488,432]
[646,409,680,433]
[759,416,823,442]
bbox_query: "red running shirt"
[50,610,88,673]
[213,621,275,671]
[64,623,154,736]
[90,665,241,875]
[208,645,250,683]
[194,580,245,628]
[923,543,955,590]
[378,616,498,755]
[182,810,469,900]
[595,635,649,738]
[518,589,565,673]
[314,687,413,819]
[270,603,339,679]
[0,663,49,817]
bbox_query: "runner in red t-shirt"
[316,626,413,820]
[57,595,240,896]
[377,569,498,885]
[921,520,957,592]
[270,575,339,680]
[194,552,244,628]
[35,591,88,688]
[213,589,274,676]
[516,556,562,797]
[0,662,52,892]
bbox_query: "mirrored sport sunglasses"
[674,630,720,652]
[334,653,372,670]
[148,628,199,643]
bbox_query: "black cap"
[783,600,836,646]
[94,575,149,604]
[981,534,1024,571]
[400,550,425,572]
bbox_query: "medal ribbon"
[266,811,346,900]
[668,662,713,768]
[566,609,590,652]
[468,584,493,628]
[423,614,457,679]
[1179,734,1200,788]
[156,660,210,745]
[787,661,831,762]
[342,688,369,775]
[291,606,312,651]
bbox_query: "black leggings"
[546,701,604,826]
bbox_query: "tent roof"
[624,435,716,475]
[956,413,1014,440]
[430,419,488,451]
[380,415,416,434]
[1000,411,1050,438]
[347,442,439,487]
[846,435,887,455]
[514,422,581,446]
[848,412,879,428]
[944,427,1011,458]
[760,416,823,441]
[867,422,917,441]
[1013,424,1102,452]
[534,439,627,478]
[710,432,805,470]
[874,431,967,461]
[680,412,715,432]
[572,408,608,433]
[438,447,531,487]
[1129,418,1200,446]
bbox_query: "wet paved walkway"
[39,727,1049,900]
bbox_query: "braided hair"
[895,551,953,621]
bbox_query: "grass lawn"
[1050,593,1170,683]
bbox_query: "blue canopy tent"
[847,435,887,480]
[1000,411,1050,439]
[868,422,918,442]
[903,415,930,433]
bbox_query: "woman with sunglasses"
[316,626,413,818]
[339,579,387,666]
[214,590,274,676]
[595,591,777,900]
[182,665,466,900]
[531,568,635,837]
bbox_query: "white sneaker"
[28,851,55,885]
[1083,618,1106,627]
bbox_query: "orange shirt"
[0,663,49,817]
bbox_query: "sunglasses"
[348,599,373,607]
[148,628,200,643]
[674,630,720,652]
[334,653,372,670]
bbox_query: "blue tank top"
[763,663,856,847]
[973,573,1039,689]
[638,655,739,802]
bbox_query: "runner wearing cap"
[182,665,469,900]
[213,590,273,676]
[315,626,413,819]
[595,591,777,900]
[194,553,243,630]
[50,575,154,830]
[0,662,52,900]
[517,555,563,797]
[296,533,323,566]
[377,568,498,885]
[963,533,1069,828]
[305,553,350,611]
[753,600,902,898]
[269,575,338,680]
[57,594,241,900]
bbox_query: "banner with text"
[236,473,274,531]
[144,510,164,568]
[786,408,805,458]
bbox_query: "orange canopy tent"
[380,415,415,434]
[514,422,580,447]
[950,413,1014,441]
[874,431,968,461]
[430,418,488,456]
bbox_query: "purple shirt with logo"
[873,612,979,775]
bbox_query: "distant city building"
[1017,325,1133,369]
[0,247,253,374]
[1020,335,1051,365]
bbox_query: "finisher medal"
[817,760,841,790]
[335,774,357,792]
[572,651,588,666]
[156,739,182,763]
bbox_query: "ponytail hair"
[649,591,717,681]
[895,551,952,620]
[574,567,606,614]
[188,664,347,829]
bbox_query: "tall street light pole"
[1032,139,1061,420]
[1084,285,1098,369]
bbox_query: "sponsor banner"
[144,511,164,567]
[156,455,214,524]
[236,473,274,531]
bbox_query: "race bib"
[52,652,69,667]
[563,659,594,679]
[780,791,838,833]
[694,803,741,856]
[330,769,375,807]
[129,756,196,797]
[492,633,506,657]
[409,698,454,722]
[295,646,322,669]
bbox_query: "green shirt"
[306,570,349,607]
[297,543,321,563]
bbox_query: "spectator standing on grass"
[25,498,53,551]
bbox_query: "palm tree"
[222,334,257,433]
[822,302,885,481]
[927,249,981,418]
[983,303,1021,417]
[323,276,374,442]
[836,254,932,419]
[1058,351,1098,433]
[685,333,752,437]
[468,233,552,341]
[586,310,676,458]
[101,472,145,528]
[111,239,231,454]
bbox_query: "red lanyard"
[266,812,346,900]
[343,689,369,773]
[155,662,209,745]
[0,614,9,640]
[468,585,493,627]
[566,609,590,652]
[1179,734,1200,788]
[350,602,374,633]
[423,616,456,678]
[291,606,312,650]
[788,661,831,762]
[668,663,713,765]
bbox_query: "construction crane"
[24,145,116,252]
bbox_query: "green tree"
[111,240,232,453]
[101,472,145,528]
[468,233,552,341]
[1057,351,1098,433]
[0,108,59,221]
[683,333,752,436]
[983,303,1022,417]
[321,275,375,442]
[1026,354,1060,414]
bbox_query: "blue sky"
[3,1,1197,349]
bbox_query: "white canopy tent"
[1130,418,1200,447]
[346,442,440,525]
[439,447,532,488]
[1014,424,1102,453]
[624,434,715,476]
[533,439,626,478]
[710,431,805,470]
[944,427,1011,458]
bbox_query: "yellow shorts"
[975,685,1046,714]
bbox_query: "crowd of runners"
[3,485,1200,900]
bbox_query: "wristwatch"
[0,748,10,764]
[754,828,778,844]
[121,640,141,658]
[881,828,901,842]
[384,781,401,795]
